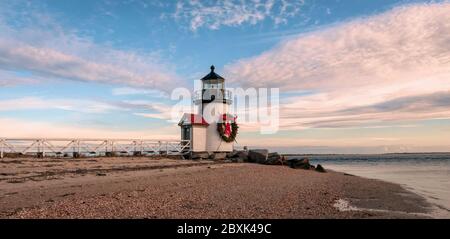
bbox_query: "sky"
[1,0,450,154]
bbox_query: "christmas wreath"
[217,114,238,143]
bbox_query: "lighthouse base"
[190,151,229,160]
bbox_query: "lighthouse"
[179,65,236,156]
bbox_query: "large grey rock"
[236,151,249,162]
[315,164,326,173]
[211,152,227,160]
[287,158,312,169]
[231,157,245,163]
[227,151,239,158]
[248,149,269,164]
[265,152,284,165]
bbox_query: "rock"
[226,150,248,163]
[268,152,279,158]
[231,157,245,163]
[191,152,210,160]
[227,151,239,158]
[235,151,249,162]
[211,152,227,160]
[287,158,312,170]
[248,149,269,164]
[315,164,326,173]
[265,152,284,165]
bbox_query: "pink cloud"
[225,2,450,129]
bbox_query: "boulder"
[235,151,249,162]
[287,158,312,170]
[231,157,245,163]
[265,152,284,165]
[227,150,249,163]
[227,151,239,158]
[248,149,269,164]
[268,152,279,158]
[315,164,326,173]
[211,152,227,160]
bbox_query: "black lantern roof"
[201,65,225,81]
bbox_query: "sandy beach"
[0,157,433,219]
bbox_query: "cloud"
[225,2,450,129]
[0,97,188,120]
[173,0,305,31]
[339,91,450,115]
[111,87,168,98]
[0,97,125,114]
[126,99,194,123]
[277,91,450,129]
[0,70,39,86]
[0,118,178,139]
[0,6,183,92]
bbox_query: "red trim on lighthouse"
[178,113,209,126]
[190,114,209,126]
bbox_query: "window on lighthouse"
[204,82,223,89]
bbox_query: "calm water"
[292,153,450,217]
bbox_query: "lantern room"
[194,65,232,105]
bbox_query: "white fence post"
[42,140,46,158]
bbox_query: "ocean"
[295,153,450,217]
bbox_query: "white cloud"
[0,97,124,114]
[225,2,450,129]
[111,87,168,98]
[0,8,183,92]
[127,99,194,123]
[173,0,305,31]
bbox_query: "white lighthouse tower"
[179,65,235,156]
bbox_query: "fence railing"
[0,138,191,158]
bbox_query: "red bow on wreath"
[223,115,237,137]
[224,122,231,137]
